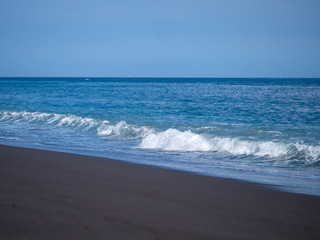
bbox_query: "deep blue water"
[1,78,320,195]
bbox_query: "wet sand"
[1,144,319,239]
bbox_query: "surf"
[1,110,319,166]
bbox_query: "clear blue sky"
[1,0,320,77]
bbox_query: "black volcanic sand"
[1,144,319,239]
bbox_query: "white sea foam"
[97,120,154,139]
[0,110,152,139]
[1,110,320,164]
[140,128,320,164]
[0,111,101,130]
[140,129,212,151]
[140,128,286,156]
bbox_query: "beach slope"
[1,144,319,239]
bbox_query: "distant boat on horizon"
[85,78,90,81]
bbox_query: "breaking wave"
[97,120,153,139]
[0,110,103,130]
[1,110,320,165]
[0,110,152,139]
[140,129,320,165]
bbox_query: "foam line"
[1,110,319,165]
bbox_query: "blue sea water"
[1,78,320,196]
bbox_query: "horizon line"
[1,76,320,79]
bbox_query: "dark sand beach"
[1,144,319,239]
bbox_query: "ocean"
[1,78,320,196]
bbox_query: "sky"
[0,0,320,78]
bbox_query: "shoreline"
[3,141,319,197]
[1,144,320,239]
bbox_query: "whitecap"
[97,120,154,139]
[140,128,212,151]
[139,128,320,165]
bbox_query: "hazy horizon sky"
[1,0,320,78]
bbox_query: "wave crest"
[0,111,152,139]
[97,120,153,139]
[140,129,212,151]
[0,111,101,130]
[1,110,319,165]
[140,128,320,164]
